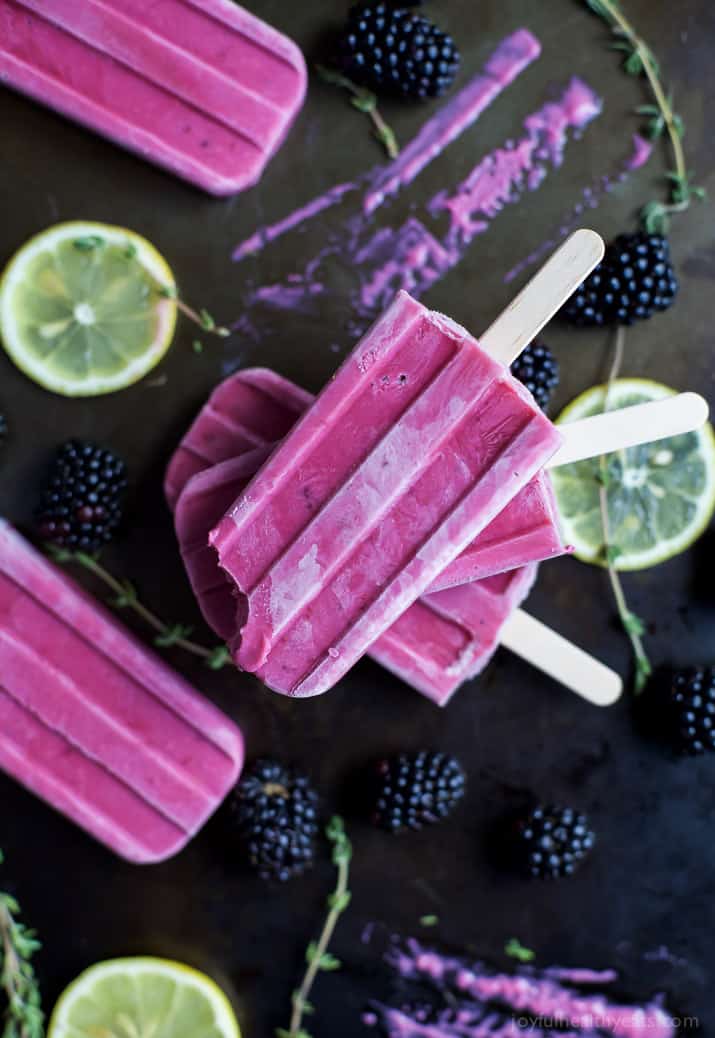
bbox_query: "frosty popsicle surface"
[210,291,563,697]
[0,0,307,195]
[0,520,244,863]
[174,453,538,706]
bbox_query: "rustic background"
[1,1,713,1032]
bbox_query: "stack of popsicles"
[158,238,621,703]
[165,232,708,707]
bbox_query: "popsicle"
[165,367,568,588]
[0,0,307,195]
[210,289,564,697]
[0,520,244,864]
[175,451,540,705]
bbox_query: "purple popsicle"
[0,0,307,195]
[0,520,244,863]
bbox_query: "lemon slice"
[48,957,241,1038]
[0,221,177,396]
[551,379,715,570]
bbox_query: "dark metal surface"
[1,1,714,1033]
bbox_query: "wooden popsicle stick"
[499,609,623,706]
[549,392,709,468]
[480,229,605,365]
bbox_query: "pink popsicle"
[0,0,307,195]
[164,369,566,590]
[210,291,562,697]
[0,520,244,863]
[174,453,537,705]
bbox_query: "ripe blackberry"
[659,666,715,755]
[36,440,127,551]
[508,804,595,879]
[510,341,559,411]
[231,759,319,881]
[562,232,678,327]
[338,4,460,100]
[370,751,466,832]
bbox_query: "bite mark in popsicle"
[175,452,538,706]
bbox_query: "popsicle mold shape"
[210,291,562,697]
[0,0,307,195]
[0,520,244,863]
[175,453,537,705]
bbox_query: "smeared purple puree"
[362,938,677,1037]
[229,27,654,355]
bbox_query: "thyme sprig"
[0,851,44,1038]
[504,938,535,963]
[46,547,232,670]
[584,0,706,232]
[597,328,652,693]
[315,66,399,159]
[277,818,352,1038]
[156,286,231,338]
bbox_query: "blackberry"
[370,751,466,832]
[36,440,127,551]
[510,341,559,411]
[508,804,595,879]
[562,232,678,327]
[231,759,319,881]
[338,4,460,100]
[658,666,715,755]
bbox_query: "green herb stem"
[586,0,705,230]
[157,289,231,339]
[504,938,535,963]
[47,548,231,670]
[0,852,43,1038]
[280,818,352,1038]
[598,327,652,692]
[315,65,399,159]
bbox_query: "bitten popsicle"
[210,290,564,697]
[0,0,307,195]
[0,520,244,864]
[175,452,540,706]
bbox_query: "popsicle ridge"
[28,0,298,141]
[0,694,188,862]
[282,403,557,697]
